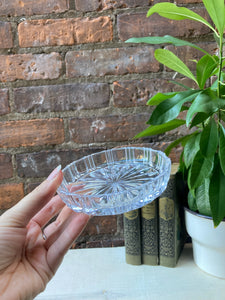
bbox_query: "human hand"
[0,166,90,300]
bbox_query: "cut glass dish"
[57,147,171,216]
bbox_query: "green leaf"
[202,0,225,36]
[196,55,219,89]
[147,3,217,34]
[187,179,212,216]
[164,135,192,156]
[178,151,185,173]
[219,123,225,175]
[154,49,198,84]
[218,99,225,110]
[210,72,225,97]
[183,133,200,168]
[188,190,197,212]
[186,90,219,126]
[181,105,189,112]
[195,178,212,217]
[190,112,209,128]
[218,80,225,99]
[209,154,225,227]
[200,118,218,158]
[125,35,209,55]
[147,91,177,106]
[134,119,185,138]
[149,90,200,125]
[188,150,214,190]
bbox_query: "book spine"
[159,164,186,267]
[123,209,142,265]
[141,200,159,265]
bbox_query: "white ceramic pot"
[185,208,225,279]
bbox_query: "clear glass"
[57,147,171,216]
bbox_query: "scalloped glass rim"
[57,147,171,216]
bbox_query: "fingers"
[1,166,63,228]
[43,205,75,248]
[30,195,65,229]
[47,213,90,274]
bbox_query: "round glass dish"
[57,147,171,216]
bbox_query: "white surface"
[185,209,225,278]
[36,244,225,300]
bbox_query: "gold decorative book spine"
[141,200,159,265]
[159,164,186,267]
[123,209,142,265]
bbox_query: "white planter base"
[185,208,225,279]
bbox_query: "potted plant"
[126,0,225,278]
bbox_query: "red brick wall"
[0,0,213,247]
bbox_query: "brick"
[16,148,105,178]
[112,239,125,247]
[74,16,113,44]
[0,89,10,115]
[75,0,150,11]
[101,0,150,10]
[18,19,74,47]
[66,46,160,78]
[82,216,117,236]
[26,182,40,194]
[72,241,86,249]
[118,8,211,41]
[14,83,110,113]
[0,0,68,17]
[113,79,175,107]
[0,22,13,48]
[0,153,13,180]
[73,237,124,249]
[169,146,182,163]
[0,119,64,148]
[75,0,100,11]
[86,240,112,248]
[18,17,112,48]
[174,78,199,91]
[0,183,24,209]
[69,113,150,143]
[176,0,202,3]
[0,53,62,82]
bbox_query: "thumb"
[1,166,63,228]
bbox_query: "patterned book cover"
[159,164,186,267]
[123,209,142,265]
[141,200,159,265]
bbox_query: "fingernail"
[47,165,62,181]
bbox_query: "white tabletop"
[36,244,225,300]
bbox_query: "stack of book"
[123,164,187,267]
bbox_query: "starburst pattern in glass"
[57,147,171,216]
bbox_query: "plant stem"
[217,34,223,98]
[217,33,224,125]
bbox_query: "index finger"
[1,166,63,228]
